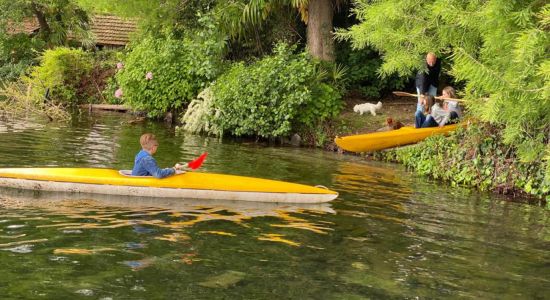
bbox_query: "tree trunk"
[306,0,334,61]
[30,2,51,44]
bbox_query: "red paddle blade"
[187,152,208,170]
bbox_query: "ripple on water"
[75,289,94,296]
[62,229,83,234]
[49,256,69,262]
[3,244,33,253]
[6,224,26,229]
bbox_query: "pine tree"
[338,0,550,163]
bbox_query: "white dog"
[353,101,382,116]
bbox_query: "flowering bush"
[115,15,226,117]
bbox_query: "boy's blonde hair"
[140,133,158,151]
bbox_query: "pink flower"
[145,72,153,80]
[114,88,123,99]
[116,62,124,70]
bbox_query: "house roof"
[5,19,39,35]
[9,15,138,46]
[91,15,137,46]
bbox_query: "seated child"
[415,96,458,128]
[441,86,462,118]
[414,94,434,128]
[132,133,182,178]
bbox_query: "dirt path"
[335,94,417,136]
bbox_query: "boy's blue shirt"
[131,149,175,178]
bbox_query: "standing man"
[415,52,441,100]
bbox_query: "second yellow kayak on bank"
[334,124,460,153]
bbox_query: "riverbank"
[326,95,549,207]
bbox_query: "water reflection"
[0,188,335,253]
[0,113,548,298]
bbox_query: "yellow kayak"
[0,168,338,203]
[334,124,460,153]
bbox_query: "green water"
[0,113,548,299]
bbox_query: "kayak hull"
[0,168,338,204]
[334,124,459,153]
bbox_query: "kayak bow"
[335,124,460,153]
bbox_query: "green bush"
[115,15,226,117]
[0,34,44,83]
[24,47,93,105]
[180,43,343,138]
[382,123,549,204]
[336,43,405,98]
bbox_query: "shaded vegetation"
[377,123,549,205]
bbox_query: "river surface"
[0,112,548,299]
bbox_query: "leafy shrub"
[81,50,121,104]
[24,47,93,105]
[0,34,44,83]
[178,87,221,135]
[381,123,549,204]
[115,14,226,117]
[180,43,343,138]
[336,42,405,98]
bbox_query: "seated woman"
[441,86,462,119]
[415,95,458,128]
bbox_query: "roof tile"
[10,15,138,46]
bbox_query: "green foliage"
[382,123,549,203]
[78,0,221,40]
[339,0,550,163]
[0,0,93,48]
[24,47,93,105]
[0,34,44,82]
[177,87,222,136]
[217,0,308,38]
[115,15,226,117]
[76,0,159,17]
[0,0,92,91]
[180,43,343,138]
[336,42,405,97]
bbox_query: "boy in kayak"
[132,133,183,178]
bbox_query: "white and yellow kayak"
[335,124,460,153]
[0,168,337,203]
